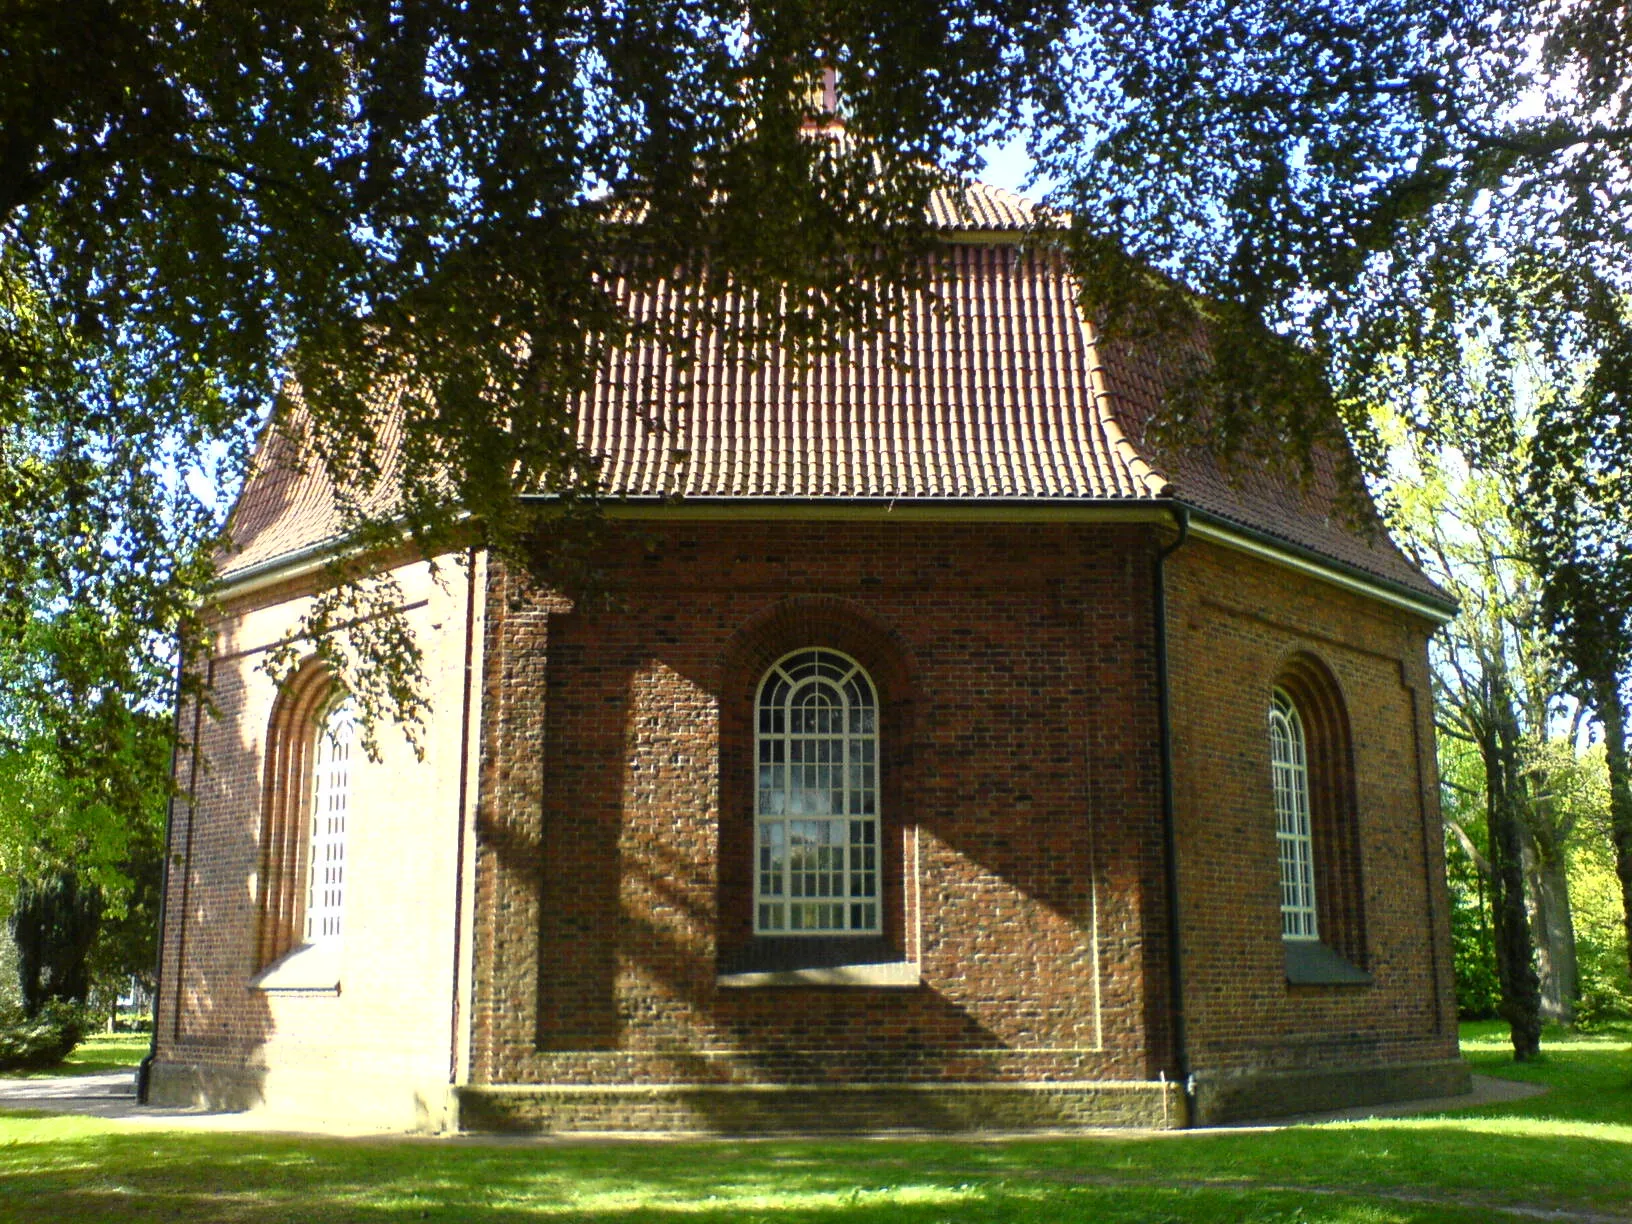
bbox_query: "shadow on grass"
[0,1025,1626,1223]
[1455,1019,1632,1127]
[0,1121,1516,1224]
[0,1112,1625,1224]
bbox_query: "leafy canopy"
[1035,0,1632,781]
[1044,0,1631,447]
[5,0,1631,857]
[0,0,1067,783]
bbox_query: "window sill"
[1284,938,1371,986]
[717,961,921,989]
[249,941,341,995]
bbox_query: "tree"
[9,872,100,1016]
[1439,737,1501,1019]
[1038,1,1630,457]
[1523,365,1632,988]
[1381,403,1578,1053]
[11,2,1630,1012]
[1,1,1070,840]
[1567,745,1632,1020]
[1029,0,1632,1048]
[0,614,174,894]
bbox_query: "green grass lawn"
[0,1022,1627,1223]
[0,1031,150,1079]
[57,1032,150,1077]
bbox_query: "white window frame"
[304,699,354,944]
[1270,688,1319,941]
[754,649,880,935]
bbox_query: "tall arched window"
[304,699,354,944]
[256,661,355,971]
[1269,689,1318,941]
[755,649,879,934]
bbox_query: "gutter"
[209,535,355,602]
[524,493,1174,524]
[1182,509,1454,624]
[209,509,485,605]
[215,505,1454,630]
[1153,505,1194,1123]
[215,497,1453,626]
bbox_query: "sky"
[976,130,1051,199]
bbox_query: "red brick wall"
[155,516,1459,1119]
[1165,538,1459,1075]
[152,558,482,1121]
[471,520,1174,1086]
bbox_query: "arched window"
[1268,657,1370,983]
[1269,689,1317,941]
[256,661,354,970]
[754,649,879,934]
[303,699,354,944]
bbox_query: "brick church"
[148,183,1468,1131]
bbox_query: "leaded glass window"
[755,649,879,934]
[304,700,353,944]
[1270,689,1318,940]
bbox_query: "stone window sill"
[249,941,341,995]
[1284,938,1371,986]
[716,961,921,989]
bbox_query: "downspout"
[448,547,481,1099]
[1154,504,1192,1123]
[137,644,189,1103]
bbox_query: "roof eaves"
[210,494,1456,622]
[528,492,1455,619]
[1184,507,1457,622]
[521,493,1170,522]
[210,532,355,601]
[937,227,1064,246]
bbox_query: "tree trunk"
[1479,686,1543,1060]
[1525,842,1579,1026]
[1596,678,1632,988]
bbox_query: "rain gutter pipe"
[1154,503,1193,1123]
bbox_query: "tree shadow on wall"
[498,600,1135,1133]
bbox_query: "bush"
[1576,981,1632,1029]
[0,1000,86,1071]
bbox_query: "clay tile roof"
[1094,336,1441,600]
[216,182,1444,607]
[217,382,404,581]
[577,243,1164,502]
[925,180,1052,230]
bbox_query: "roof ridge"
[1078,317,1173,499]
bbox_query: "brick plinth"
[148,1058,460,1132]
[1192,1058,1472,1124]
[457,1079,1186,1134]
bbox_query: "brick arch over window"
[715,597,917,971]
[256,656,342,967]
[1272,652,1368,973]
